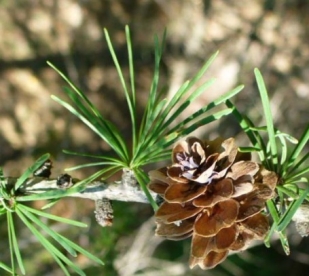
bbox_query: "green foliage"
[0,156,104,275]
[226,68,309,255]
[49,26,241,210]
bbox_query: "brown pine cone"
[148,137,277,269]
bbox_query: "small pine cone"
[148,137,277,269]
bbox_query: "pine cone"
[149,137,277,269]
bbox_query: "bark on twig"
[6,169,157,227]
[9,169,156,204]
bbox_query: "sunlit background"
[0,1,309,275]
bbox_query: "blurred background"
[0,0,309,275]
